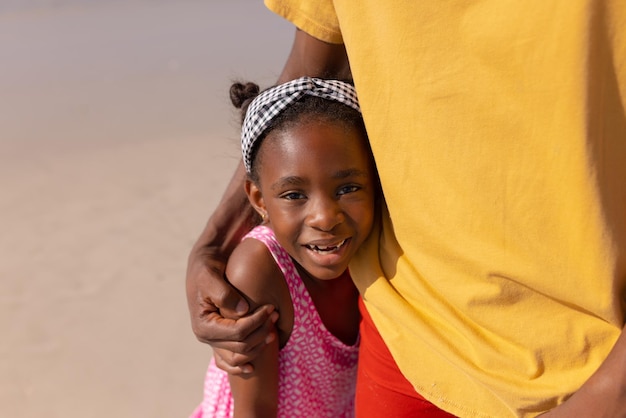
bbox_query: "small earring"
[260,212,267,222]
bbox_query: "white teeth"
[306,239,347,253]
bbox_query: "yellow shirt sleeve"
[264,0,343,44]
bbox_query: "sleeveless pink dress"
[190,225,359,418]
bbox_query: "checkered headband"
[241,77,361,173]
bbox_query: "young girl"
[190,77,377,417]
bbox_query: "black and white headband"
[241,77,361,173]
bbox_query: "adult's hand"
[186,244,279,374]
[539,324,626,417]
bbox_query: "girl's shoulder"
[225,226,292,320]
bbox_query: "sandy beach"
[0,1,292,416]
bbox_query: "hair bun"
[230,82,260,109]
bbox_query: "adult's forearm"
[190,161,258,262]
[186,160,261,326]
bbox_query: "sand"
[0,1,292,416]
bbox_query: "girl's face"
[247,118,376,281]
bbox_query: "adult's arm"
[541,324,626,417]
[185,28,350,374]
[186,161,277,374]
[277,29,351,83]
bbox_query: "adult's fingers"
[213,348,255,375]
[212,330,279,375]
[192,302,277,346]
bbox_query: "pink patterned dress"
[190,225,359,418]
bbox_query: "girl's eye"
[281,192,306,200]
[338,185,360,195]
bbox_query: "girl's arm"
[185,28,349,374]
[229,334,279,418]
[224,237,291,418]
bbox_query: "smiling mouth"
[304,239,348,254]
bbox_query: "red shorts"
[356,298,456,417]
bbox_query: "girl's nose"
[306,197,344,232]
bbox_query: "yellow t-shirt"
[265,1,626,417]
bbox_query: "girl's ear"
[245,179,267,219]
